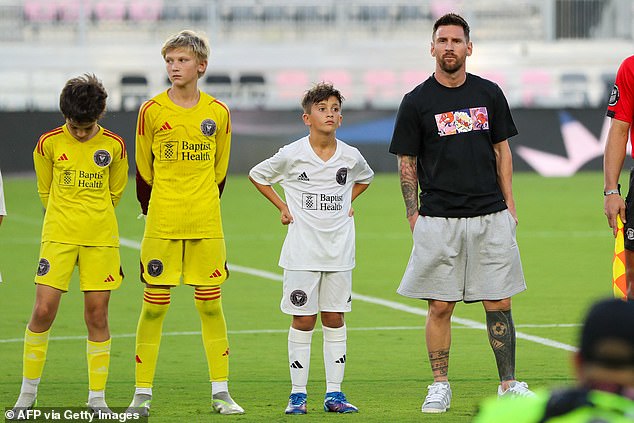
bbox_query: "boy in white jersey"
[11,74,128,416]
[249,83,374,415]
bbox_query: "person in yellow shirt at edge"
[126,29,243,416]
[11,74,128,416]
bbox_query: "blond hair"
[161,30,210,78]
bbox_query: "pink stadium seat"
[276,70,310,100]
[401,70,428,91]
[57,0,89,22]
[521,69,552,106]
[94,0,126,22]
[318,70,353,97]
[128,0,163,22]
[364,70,399,104]
[24,0,58,22]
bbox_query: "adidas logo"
[57,153,69,161]
[209,269,222,278]
[104,274,115,283]
[222,348,230,357]
[335,354,346,364]
[298,172,309,181]
[160,122,172,131]
[290,360,303,369]
[135,355,142,364]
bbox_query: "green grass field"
[0,171,616,422]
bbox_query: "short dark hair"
[301,82,344,114]
[59,74,107,123]
[433,13,470,41]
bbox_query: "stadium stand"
[1,0,633,111]
[204,73,233,100]
[120,74,149,111]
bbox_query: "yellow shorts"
[140,238,228,286]
[35,242,123,292]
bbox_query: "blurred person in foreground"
[604,55,634,301]
[126,29,243,417]
[473,298,634,422]
[10,74,128,416]
[389,12,533,414]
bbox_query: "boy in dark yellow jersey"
[11,74,128,416]
[127,30,243,416]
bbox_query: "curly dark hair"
[433,13,470,41]
[301,82,344,114]
[59,74,107,123]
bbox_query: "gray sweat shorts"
[397,210,526,302]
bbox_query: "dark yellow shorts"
[35,241,123,292]
[140,238,228,286]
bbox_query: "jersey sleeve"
[213,100,231,197]
[352,148,374,184]
[33,135,54,209]
[607,55,634,124]
[248,146,290,185]
[109,137,129,207]
[135,100,156,214]
[389,93,422,156]
[489,83,518,143]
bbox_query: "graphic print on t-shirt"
[435,107,489,136]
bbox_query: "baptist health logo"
[516,112,615,177]
[301,193,343,211]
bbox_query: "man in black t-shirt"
[389,13,533,414]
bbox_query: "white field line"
[1,237,579,353]
[135,238,579,353]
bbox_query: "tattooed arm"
[397,154,419,232]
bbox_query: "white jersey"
[250,136,374,271]
[0,168,6,216]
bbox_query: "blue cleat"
[285,393,307,414]
[323,392,358,413]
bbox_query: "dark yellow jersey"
[33,124,128,246]
[135,90,231,239]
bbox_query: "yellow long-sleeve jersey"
[135,90,231,239]
[33,124,128,246]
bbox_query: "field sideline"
[0,172,616,422]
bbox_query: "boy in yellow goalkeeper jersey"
[127,30,243,417]
[11,74,128,416]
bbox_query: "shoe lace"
[425,384,449,403]
[508,382,533,397]
[326,392,347,403]
[289,393,306,405]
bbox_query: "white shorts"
[397,210,526,302]
[280,270,352,315]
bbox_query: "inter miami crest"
[200,119,217,136]
[37,258,50,276]
[336,167,348,185]
[609,84,620,107]
[93,149,111,167]
[147,259,164,277]
[290,289,308,307]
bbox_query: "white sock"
[135,387,152,396]
[212,381,228,395]
[323,325,347,393]
[88,390,104,402]
[20,377,40,395]
[288,327,313,394]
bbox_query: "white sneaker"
[126,393,151,417]
[212,391,244,415]
[497,381,535,398]
[87,396,113,416]
[9,392,37,420]
[421,382,452,413]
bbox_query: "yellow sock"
[135,287,170,388]
[87,338,111,392]
[194,287,229,382]
[23,327,50,380]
